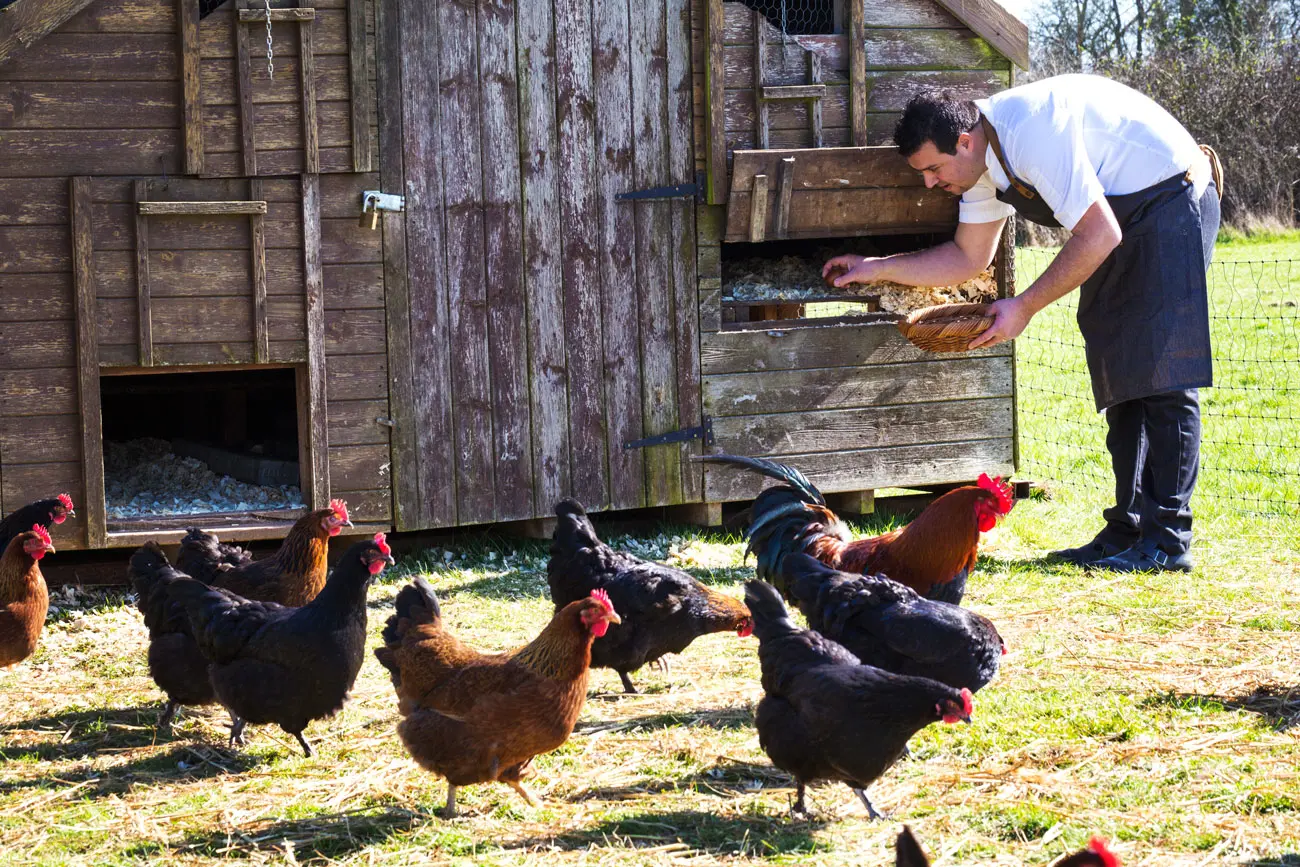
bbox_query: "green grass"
[1,235,1298,865]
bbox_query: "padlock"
[359,194,379,230]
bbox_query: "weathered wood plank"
[0,274,73,319]
[374,0,418,529]
[517,0,570,515]
[399,0,454,526]
[203,145,354,177]
[478,0,531,521]
[730,145,922,191]
[250,179,269,363]
[179,0,203,174]
[861,0,964,28]
[200,54,350,105]
[555,0,607,508]
[0,368,77,417]
[96,296,304,346]
[302,174,330,510]
[703,437,1015,501]
[632,0,680,507]
[591,0,643,510]
[299,17,320,174]
[438,0,494,524]
[327,398,391,446]
[0,414,79,464]
[0,130,183,177]
[0,32,176,79]
[850,0,867,145]
[725,187,956,241]
[133,179,153,366]
[712,397,1013,455]
[703,0,726,203]
[701,320,1012,375]
[70,176,104,548]
[705,355,1013,416]
[347,0,371,170]
[233,6,257,175]
[136,201,267,215]
[202,7,350,58]
[0,0,98,69]
[94,249,304,297]
[99,340,306,366]
[751,8,767,149]
[0,178,67,225]
[326,351,386,401]
[327,443,388,492]
[747,172,768,242]
[774,156,794,239]
[0,81,178,128]
[0,319,75,368]
[60,0,176,33]
[238,8,317,22]
[933,0,1028,69]
[322,263,384,309]
[668,0,701,502]
[323,307,385,355]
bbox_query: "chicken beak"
[47,544,56,554]
[384,554,396,566]
[606,611,622,625]
[961,715,972,724]
[345,519,355,528]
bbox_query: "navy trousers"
[1099,388,1201,556]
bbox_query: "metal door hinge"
[624,417,714,450]
[616,173,705,202]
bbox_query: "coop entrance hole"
[720,233,954,330]
[100,367,306,529]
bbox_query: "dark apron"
[980,117,1215,410]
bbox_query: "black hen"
[782,553,1005,692]
[0,494,74,552]
[895,825,1120,867]
[129,542,220,727]
[175,527,253,584]
[745,579,973,818]
[164,533,395,755]
[547,498,753,693]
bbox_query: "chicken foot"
[618,671,639,694]
[293,731,314,757]
[505,779,539,807]
[791,782,809,816]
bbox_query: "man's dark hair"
[893,90,981,158]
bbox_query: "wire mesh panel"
[738,0,837,36]
[1017,247,1300,524]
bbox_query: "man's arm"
[823,218,1006,288]
[967,198,1121,348]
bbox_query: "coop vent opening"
[100,368,305,523]
[738,0,840,36]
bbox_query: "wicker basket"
[896,302,995,353]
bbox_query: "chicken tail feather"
[382,576,442,649]
[698,454,825,505]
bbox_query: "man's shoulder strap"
[979,115,1037,200]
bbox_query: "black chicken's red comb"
[373,532,391,556]
[1088,837,1119,867]
[57,493,74,511]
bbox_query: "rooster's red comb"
[57,493,74,512]
[373,532,391,556]
[977,473,1014,515]
[1087,837,1118,867]
[330,498,350,523]
[590,588,615,615]
[31,524,52,547]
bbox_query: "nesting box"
[0,0,1026,549]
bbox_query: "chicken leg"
[228,717,247,747]
[618,671,639,694]
[293,731,314,757]
[158,700,180,729]
[505,778,539,807]
[791,781,809,816]
[851,786,884,820]
[444,784,458,818]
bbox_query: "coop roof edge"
[933,0,1029,70]
[0,0,98,67]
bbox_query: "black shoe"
[1047,536,1131,566]
[1087,541,1194,573]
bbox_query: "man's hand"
[822,255,885,288]
[967,296,1032,349]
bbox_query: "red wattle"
[590,620,609,638]
[328,526,342,537]
[53,515,66,524]
[368,559,384,575]
[31,550,46,561]
[978,512,996,532]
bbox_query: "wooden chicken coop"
[0,0,1026,550]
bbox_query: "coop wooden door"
[379,0,700,530]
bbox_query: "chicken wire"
[1016,250,1300,520]
[738,0,837,37]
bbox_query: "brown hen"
[0,525,55,668]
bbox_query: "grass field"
[1,235,1298,866]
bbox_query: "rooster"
[782,553,1005,692]
[374,577,621,816]
[0,525,56,667]
[0,494,74,552]
[547,498,753,693]
[746,579,972,818]
[701,455,1014,604]
[176,499,351,606]
[896,826,1119,867]
[149,533,394,755]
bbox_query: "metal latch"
[359,191,405,230]
[616,172,706,202]
[624,417,714,450]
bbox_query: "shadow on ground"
[173,805,425,862]
[1143,684,1300,730]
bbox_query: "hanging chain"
[264,0,275,80]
